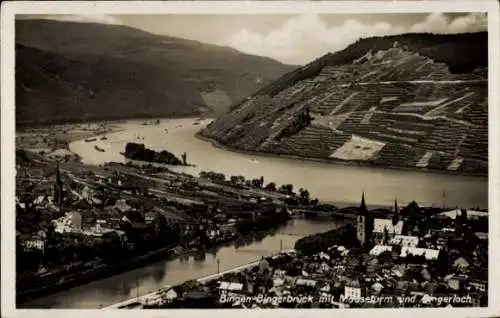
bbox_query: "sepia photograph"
[1,1,499,317]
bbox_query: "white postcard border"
[2,1,499,318]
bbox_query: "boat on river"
[94,146,105,152]
[85,138,97,142]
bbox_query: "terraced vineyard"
[201,33,488,174]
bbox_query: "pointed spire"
[360,191,368,215]
[392,197,400,226]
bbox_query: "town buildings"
[138,193,488,309]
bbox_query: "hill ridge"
[15,19,296,124]
[201,32,488,175]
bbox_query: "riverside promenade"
[103,250,293,309]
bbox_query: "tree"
[230,176,239,184]
[279,184,294,195]
[251,178,262,188]
[265,182,276,191]
[299,188,310,204]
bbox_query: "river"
[21,219,349,308]
[21,117,487,308]
[69,118,487,209]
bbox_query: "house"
[436,236,448,249]
[420,268,431,281]
[274,270,287,277]
[164,288,178,302]
[273,278,285,287]
[453,257,470,270]
[438,209,488,220]
[344,279,362,300]
[52,211,83,234]
[318,251,331,261]
[448,275,468,291]
[82,224,117,238]
[107,217,123,230]
[469,279,487,292]
[399,247,440,260]
[23,235,45,252]
[96,219,107,226]
[33,195,47,205]
[218,281,244,293]
[295,278,317,288]
[143,293,166,306]
[319,262,330,273]
[474,232,488,240]
[372,219,404,244]
[246,282,255,293]
[371,282,384,293]
[396,280,409,291]
[470,294,482,307]
[114,199,132,213]
[258,257,270,274]
[81,210,95,228]
[115,230,128,244]
[144,211,157,225]
[67,211,82,231]
[319,283,331,293]
[389,235,419,247]
[369,245,392,256]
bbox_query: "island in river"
[122,142,189,166]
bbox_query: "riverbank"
[106,253,279,309]
[111,226,356,309]
[17,211,292,306]
[17,232,238,306]
[16,114,210,129]
[195,131,488,178]
[16,245,177,305]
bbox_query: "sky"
[19,12,487,65]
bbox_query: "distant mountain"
[15,19,296,125]
[201,32,488,174]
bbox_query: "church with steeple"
[356,193,405,246]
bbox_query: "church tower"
[392,198,400,226]
[357,192,371,245]
[53,163,64,208]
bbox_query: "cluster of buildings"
[138,193,488,309]
[16,163,284,265]
[16,152,488,309]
